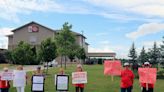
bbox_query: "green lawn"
[8,65,164,92]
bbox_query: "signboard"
[28,25,39,32]
[104,60,121,76]
[72,72,87,84]
[138,68,157,84]
[56,75,69,91]
[13,70,26,87]
[1,72,13,80]
[32,75,45,91]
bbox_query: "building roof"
[10,21,86,39]
[11,21,57,32]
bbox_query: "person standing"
[32,66,45,92]
[140,62,154,92]
[0,67,10,92]
[14,65,27,92]
[74,64,85,92]
[56,68,67,92]
[120,62,135,92]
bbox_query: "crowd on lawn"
[0,61,155,92]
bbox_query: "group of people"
[0,64,85,92]
[0,62,155,92]
[120,62,154,92]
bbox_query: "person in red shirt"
[0,67,10,92]
[140,62,154,92]
[74,64,84,92]
[120,62,135,92]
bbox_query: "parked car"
[44,60,58,67]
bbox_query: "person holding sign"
[0,67,10,92]
[33,66,44,76]
[120,62,135,92]
[13,65,27,92]
[73,64,85,92]
[32,66,45,92]
[140,62,154,92]
[56,68,68,92]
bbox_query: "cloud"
[83,0,164,18]
[126,22,164,40]
[0,28,13,36]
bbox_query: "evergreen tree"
[160,36,164,65]
[148,42,161,65]
[138,46,148,64]
[128,43,137,64]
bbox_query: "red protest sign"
[104,60,121,76]
[72,72,87,84]
[138,68,157,84]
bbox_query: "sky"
[0,0,164,58]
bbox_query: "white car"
[44,60,58,67]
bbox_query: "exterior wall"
[76,35,88,52]
[8,36,13,50]
[9,23,55,49]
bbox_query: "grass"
[6,65,164,92]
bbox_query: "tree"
[68,44,79,62]
[12,41,36,65]
[128,43,138,70]
[38,38,57,74]
[148,42,161,65]
[160,36,164,65]
[55,22,76,69]
[0,52,6,63]
[76,47,86,64]
[138,46,148,64]
[128,43,137,64]
[5,50,13,64]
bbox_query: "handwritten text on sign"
[1,72,13,80]
[104,60,121,76]
[72,72,87,84]
[138,68,157,84]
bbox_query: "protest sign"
[13,70,26,87]
[56,75,69,91]
[32,75,45,91]
[104,60,121,76]
[1,72,13,80]
[138,68,157,84]
[72,72,87,84]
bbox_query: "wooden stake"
[146,83,148,91]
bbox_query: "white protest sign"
[32,75,45,91]
[72,72,87,84]
[32,84,44,91]
[1,72,13,80]
[56,75,69,91]
[13,70,26,87]
[33,76,44,83]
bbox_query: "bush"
[157,70,164,79]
